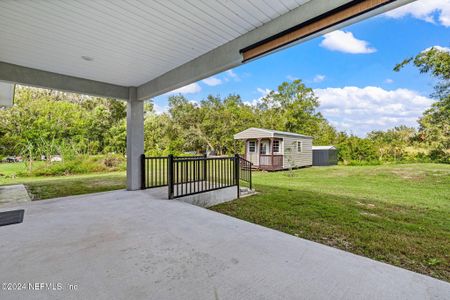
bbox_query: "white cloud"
[225,69,240,81]
[287,75,299,81]
[166,82,201,95]
[243,99,261,106]
[244,88,272,106]
[385,0,450,27]
[153,103,169,115]
[313,74,326,83]
[424,45,450,52]
[202,76,222,86]
[256,88,271,97]
[320,30,376,54]
[226,69,238,78]
[385,78,394,84]
[314,86,434,136]
[223,69,241,82]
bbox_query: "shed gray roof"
[312,146,336,150]
[234,127,312,139]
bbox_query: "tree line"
[0,48,448,165]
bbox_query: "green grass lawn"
[0,161,45,176]
[0,167,126,200]
[23,172,126,200]
[211,163,450,282]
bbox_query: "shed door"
[247,141,258,165]
[260,141,269,155]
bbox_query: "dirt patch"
[356,201,376,209]
[389,169,426,181]
[360,211,379,218]
[322,236,353,251]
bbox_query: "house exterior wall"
[281,136,313,168]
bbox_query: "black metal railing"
[239,156,252,190]
[169,155,237,199]
[141,154,252,199]
[141,155,168,189]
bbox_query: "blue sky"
[154,0,450,136]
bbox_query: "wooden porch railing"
[259,154,283,170]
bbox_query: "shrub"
[21,154,126,177]
[429,148,450,164]
[102,154,126,170]
[342,160,381,166]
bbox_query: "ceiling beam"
[137,0,414,101]
[0,61,129,100]
[241,0,395,61]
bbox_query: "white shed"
[234,128,312,170]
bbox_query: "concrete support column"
[126,87,144,191]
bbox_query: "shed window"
[248,141,256,152]
[297,141,303,152]
[272,140,280,153]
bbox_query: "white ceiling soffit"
[0,0,415,100]
[0,0,310,88]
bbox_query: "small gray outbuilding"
[234,128,312,171]
[312,146,338,166]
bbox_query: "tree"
[0,86,128,157]
[104,120,127,154]
[337,135,378,163]
[368,126,416,161]
[199,94,257,154]
[0,88,87,157]
[257,80,337,144]
[395,47,450,162]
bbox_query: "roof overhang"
[234,128,313,140]
[0,0,415,101]
[312,146,337,150]
[0,61,129,99]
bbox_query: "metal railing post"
[235,154,240,198]
[249,161,252,190]
[203,153,207,181]
[168,154,174,199]
[140,154,146,189]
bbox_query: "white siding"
[282,136,312,168]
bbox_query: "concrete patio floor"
[0,184,31,206]
[0,190,449,300]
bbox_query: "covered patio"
[3,1,449,299]
[0,190,449,299]
[0,0,414,190]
